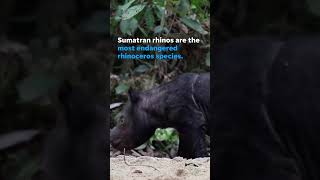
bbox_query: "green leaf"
[155,5,165,19]
[165,128,175,135]
[120,0,136,12]
[121,4,146,20]
[180,17,208,35]
[177,0,190,16]
[17,73,60,102]
[120,18,138,35]
[134,64,150,73]
[191,0,208,8]
[115,83,129,95]
[154,0,165,6]
[154,129,167,141]
[144,7,155,30]
[154,25,163,34]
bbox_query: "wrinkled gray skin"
[111,73,210,158]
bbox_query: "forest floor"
[110,155,210,180]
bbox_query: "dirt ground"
[110,155,210,180]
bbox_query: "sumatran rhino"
[110,73,210,158]
[213,37,320,180]
[42,82,107,180]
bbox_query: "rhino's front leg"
[178,127,208,158]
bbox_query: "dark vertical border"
[210,0,216,178]
[209,0,220,179]
[106,0,111,179]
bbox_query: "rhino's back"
[194,73,210,122]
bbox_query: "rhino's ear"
[128,87,140,103]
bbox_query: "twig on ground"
[130,149,142,157]
[123,148,161,172]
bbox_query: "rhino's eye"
[118,116,125,125]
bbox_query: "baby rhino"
[110,73,210,158]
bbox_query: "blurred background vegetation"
[109,0,210,158]
[214,0,320,44]
[0,0,108,179]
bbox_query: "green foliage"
[149,128,179,155]
[180,16,208,34]
[144,7,155,31]
[150,128,179,145]
[0,0,110,178]
[120,18,139,35]
[134,128,179,155]
[115,83,130,95]
[134,64,150,73]
[191,0,209,21]
[121,4,146,20]
[111,0,210,36]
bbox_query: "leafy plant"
[150,128,179,145]
[135,128,179,156]
[111,0,209,36]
